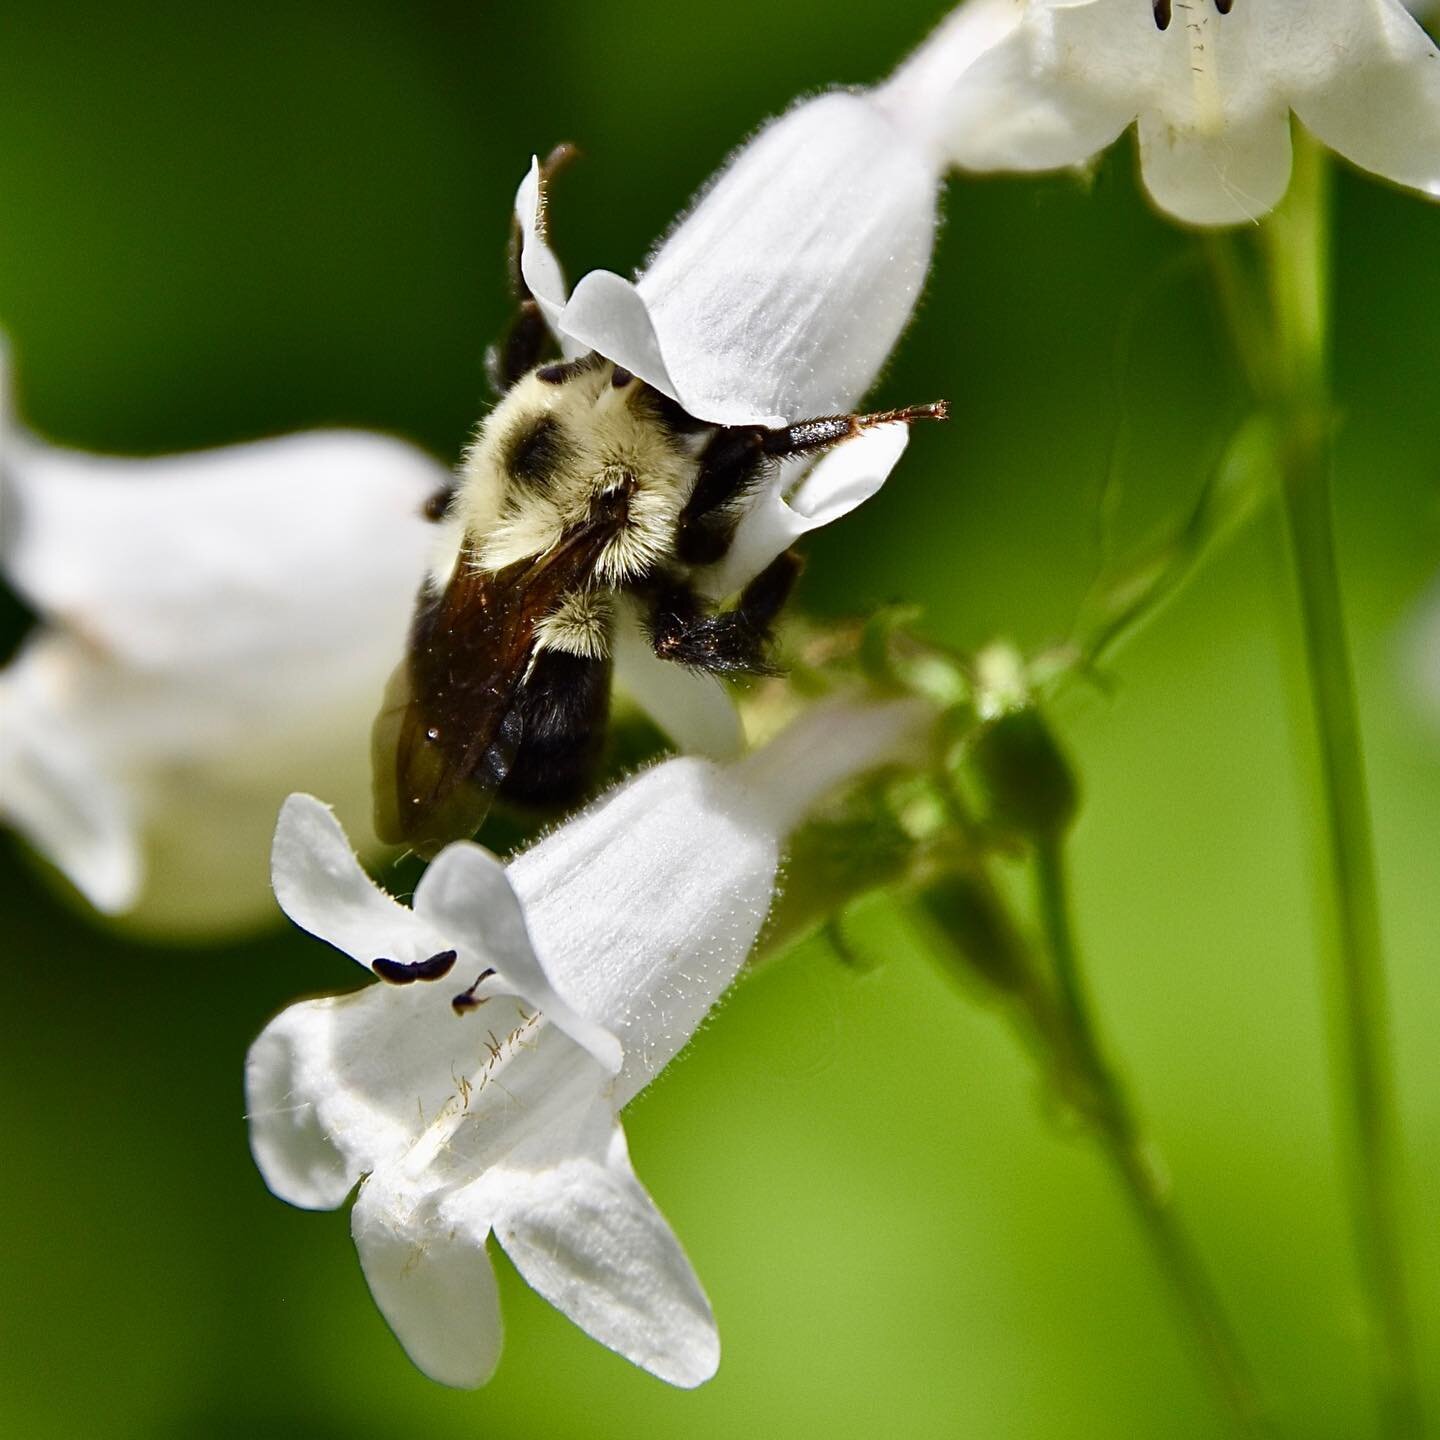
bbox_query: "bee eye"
[505,415,569,488]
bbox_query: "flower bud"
[970,705,1079,842]
[919,873,1027,993]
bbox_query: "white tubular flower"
[512,78,956,601]
[246,697,927,1388]
[883,0,1440,226]
[0,347,441,933]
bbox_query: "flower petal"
[561,91,939,426]
[245,998,366,1210]
[246,982,547,1209]
[413,842,623,1074]
[514,157,584,351]
[1136,99,1294,227]
[0,637,141,912]
[507,756,776,1103]
[351,1169,504,1388]
[558,269,708,416]
[508,698,929,1103]
[2,427,440,673]
[701,422,911,599]
[610,603,743,760]
[1288,0,1440,201]
[877,0,1030,156]
[271,794,419,966]
[898,1,1142,174]
[483,1103,718,1388]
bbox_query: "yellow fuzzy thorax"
[455,359,698,589]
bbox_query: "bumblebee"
[374,156,945,855]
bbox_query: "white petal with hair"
[509,71,960,607]
[246,698,926,1387]
[886,0,1440,227]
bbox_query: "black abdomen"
[498,649,612,810]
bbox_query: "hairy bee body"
[372,345,946,855]
[375,355,725,854]
[373,327,945,854]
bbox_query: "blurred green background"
[2,2,1437,1437]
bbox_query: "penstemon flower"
[886,0,1440,225]
[246,697,928,1387]
[0,347,443,933]
[505,15,1040,598]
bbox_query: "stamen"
[1214,0,1233,13]
[1153,0,1172,28]
[452,967,498,1015]
[372,949,458,985]
[611,366,633,388]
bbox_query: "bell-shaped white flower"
[246,697,927,1388]
[512,65,968,598]
[0,346,442,933]
[884,0,1440,226]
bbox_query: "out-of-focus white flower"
[246,697,927,1388]
[884,0,1440,226]
[0,346,441,934]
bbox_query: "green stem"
[1033,839,1271,1439]
[1264,134,1422,1440]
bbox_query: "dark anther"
[1153,0,1172,28]
[372,949,459,985]
[452,968,498,1015]
[611,366,633,387]
[1214,0,1233,13]
[423,487,452,522]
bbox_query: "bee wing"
[372,526,615,857]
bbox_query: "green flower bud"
[970,706,1079,841]
[919,874,1027,993]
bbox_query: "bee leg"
[759,401,949,459]
[674,427,767,566]
[647,550,803,676]
[676,402,947,565]
[485,142,578,394]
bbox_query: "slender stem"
[1264,134,1422,1440]
[1204,235,1274,400]
[1033,839,1271,1438]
